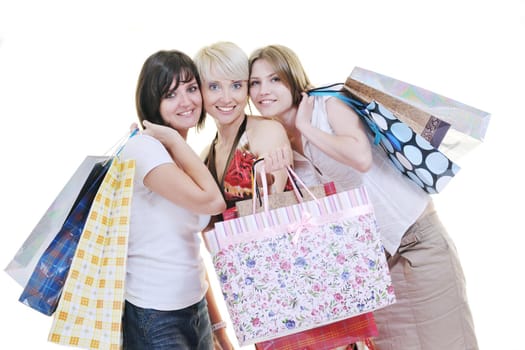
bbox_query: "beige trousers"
[373,205,478,350]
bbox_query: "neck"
[215,114,245,146]
[177,128,188,140]
[276,106,296,130]
[275,106,299,139]
[270,106,303,153]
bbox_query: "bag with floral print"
[205,166,395,346]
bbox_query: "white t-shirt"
[293,96,430,254]
[119,134,210,311]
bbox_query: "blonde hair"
[248,44,312,107]
[194,41,249,82]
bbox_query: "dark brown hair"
[135,50,206,130]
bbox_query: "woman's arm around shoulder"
[142,121,226,215]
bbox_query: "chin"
[257,104,275,117]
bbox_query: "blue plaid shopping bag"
[18,158,113,315]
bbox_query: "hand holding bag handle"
[234,160,338,218]
[307,84,459,194]
[308,83,382,146]
[251,158,326,217]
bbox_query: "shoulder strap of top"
[206,115,248,191]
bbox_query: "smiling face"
[194,42,251,127]
[249,58,294,119]
[159,77,203,132]
[201,69,248,126]
[136,50,206,132]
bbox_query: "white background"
[1,0,523,348]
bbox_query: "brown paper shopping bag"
[235,182,337,217]
[347,67,491,163]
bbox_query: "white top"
[293,96,430,254]
[119,134,210,311]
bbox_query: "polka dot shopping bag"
[308,78,489,194]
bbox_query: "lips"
[258,99,275,105]
[178,109,194,116]
[216,106,236,112]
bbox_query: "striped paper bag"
[48,158,135,350]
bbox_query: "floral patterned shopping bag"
[205,184,395,346]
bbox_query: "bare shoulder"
[247,115,284,132]
[325,95,359,120]
[248,114,277,124]
[246,115,289,154]
[325,95,349,109]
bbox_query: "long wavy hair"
[248,44,313,107]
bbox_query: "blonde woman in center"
[193,41,292,349]
[194,41,292,224]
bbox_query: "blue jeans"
[123,298,213,350]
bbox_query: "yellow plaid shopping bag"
[48,158,135,350]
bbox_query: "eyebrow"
[206,79,247,84]
[251,72,276,80]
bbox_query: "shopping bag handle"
[102,128,140,162]
[251,158,323,216]
[307,84,382,145]
[251,158,269,214]
[115,128,139,156]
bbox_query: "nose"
[179,91,192,106]
[219,87,233,103]
[257,81,269,96]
